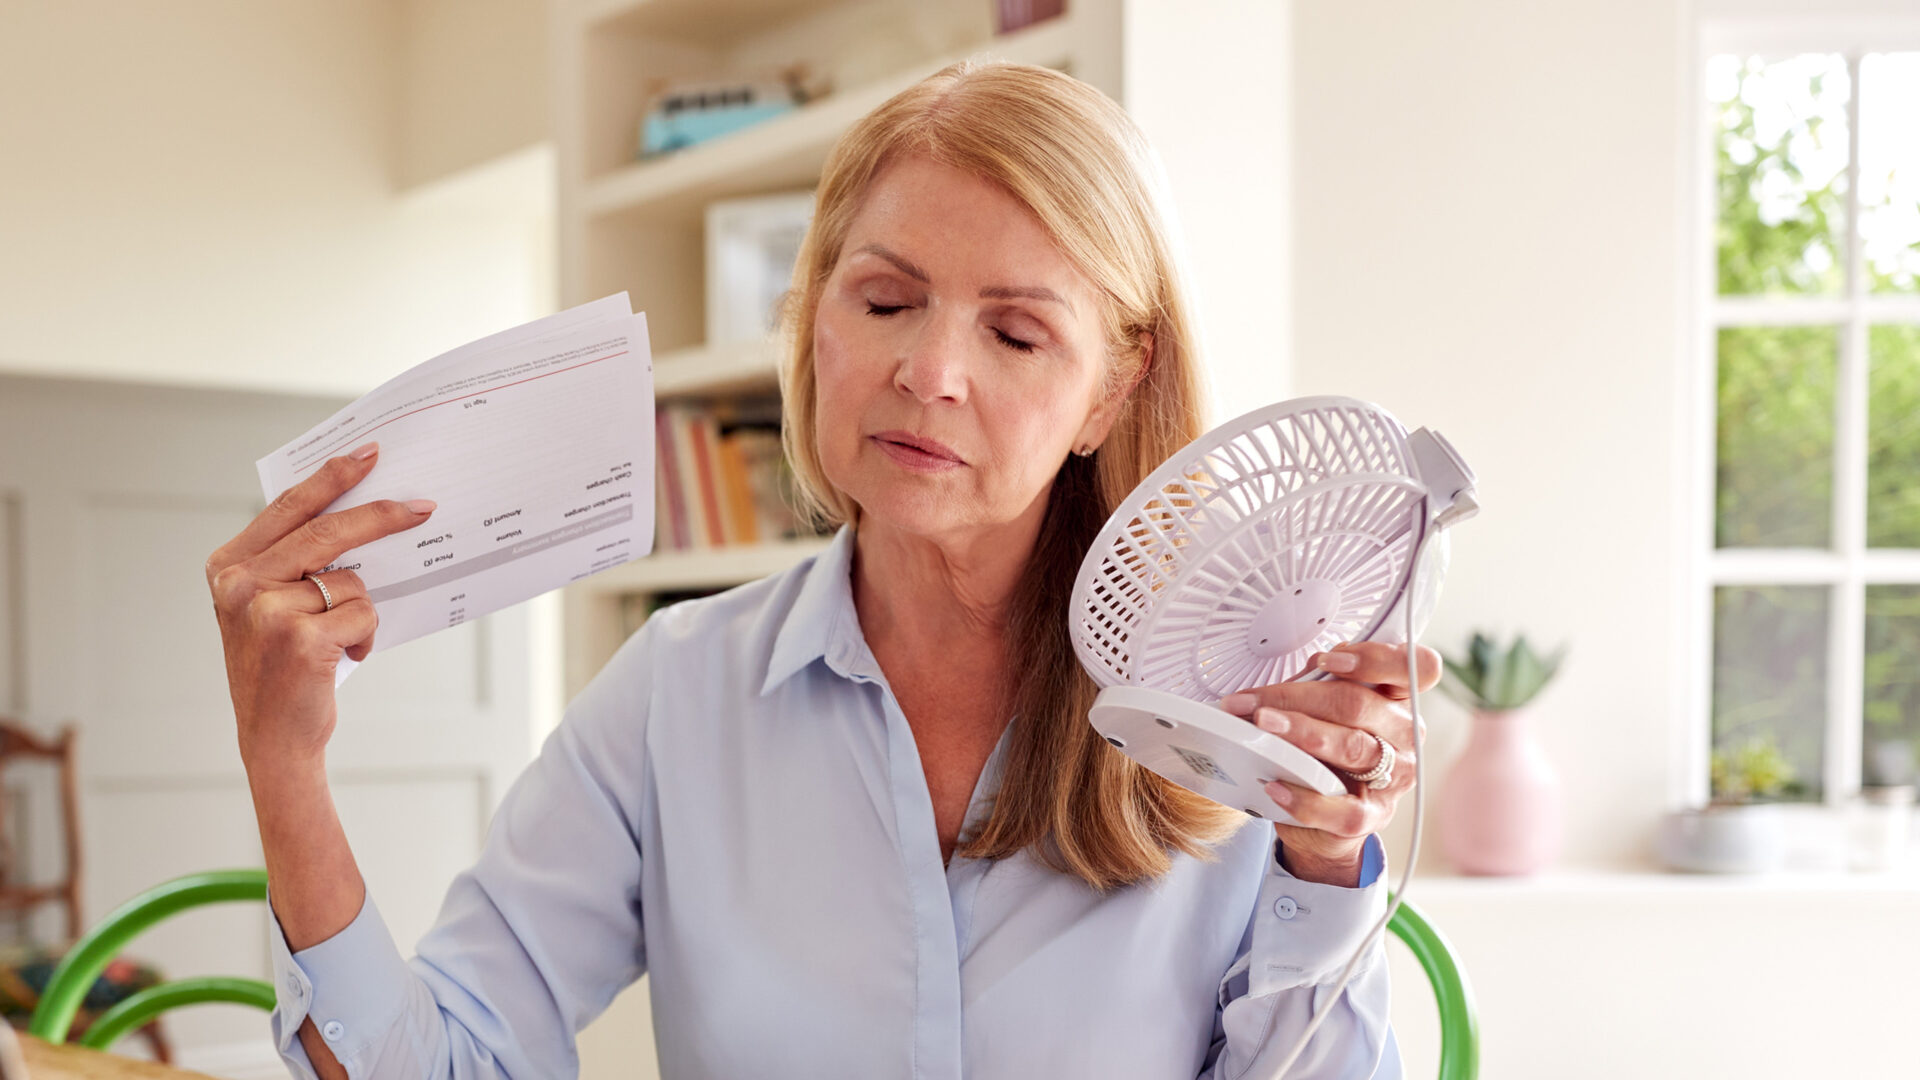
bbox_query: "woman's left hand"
[1219,642,1442,887]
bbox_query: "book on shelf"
[654,400,811,552]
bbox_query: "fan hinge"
[1408,427,1478,525]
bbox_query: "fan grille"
[1072,397,1426,697]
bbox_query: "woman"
[206,61,1434,1079]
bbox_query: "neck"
[850,494,1050,658]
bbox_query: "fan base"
[1088,685,1347,826]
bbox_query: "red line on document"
[300,349,629,469]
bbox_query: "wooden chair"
[0,720,170,1062]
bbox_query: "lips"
[871,430,964,464]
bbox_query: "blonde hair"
[779,60,1246,890]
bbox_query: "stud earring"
[1075,444,1095,458]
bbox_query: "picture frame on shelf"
[705,190,816,347]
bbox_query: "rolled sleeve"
[267,888,414,1077]
[1202,833,1400,1078]
[1252,834,1390,995]
[259,616,660,1079]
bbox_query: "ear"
[1074,332,1154,454]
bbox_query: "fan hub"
[1246,579,1342,659]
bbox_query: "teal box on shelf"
[640,83,799,159]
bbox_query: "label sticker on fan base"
[1171,745,1235,785]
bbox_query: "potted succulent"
[1709,736,1796,805]
[1657,734,1797,873]
[1433,632,1567,875]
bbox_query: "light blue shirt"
[267,525,1400,1078]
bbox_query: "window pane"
[1865,585,1920,786]
[1861,53,1920,294]
[1868,324,1920,547]
[1716,325,1836,547]
[1712,585,1827,802]
[1711,54,1851,296]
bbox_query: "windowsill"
[1405,863,1920,899]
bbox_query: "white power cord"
[1263,523,1435,1078]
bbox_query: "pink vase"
[1436,708,1561,875]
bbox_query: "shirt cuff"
[1273,832,1386,888]
[266,886,413,1071]
[1250,834,1390,996]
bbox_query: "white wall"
[397,0,552,188]
[1120,0,1294,420]
[1295,2,1918,1076]
[1295,0,1689,872]
[0,0,553,398]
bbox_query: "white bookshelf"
[579,14,1084,222]
[552,0,1289,710]
[652,338,780,398]
[551,0,1120,701]
[555,0,1117,357]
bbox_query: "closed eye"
[994,328,1036,353]
[865,301,1036,351]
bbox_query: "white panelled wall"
[0,1,557,1075]
[0,377,542,1075]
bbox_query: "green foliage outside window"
[1714,57,1847,297]
[1711,54,1920,798]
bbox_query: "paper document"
[257,294,654,684]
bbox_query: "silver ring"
[304,573,335,612]
[1341,733,1396,790]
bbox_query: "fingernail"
[1318,651,1358,673]
[349,441,379,461]
[1220,693,1258,714]
[1256,708,1290,734]
[405,499,436,514]
[1267,781,1295,806]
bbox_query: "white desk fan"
[1069,394,1477,1075]
[1070,395,1477,824]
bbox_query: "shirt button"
[1274,896,1298,920]
[286,973,303,994]
[321,1020,345,1042]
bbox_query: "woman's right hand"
[204,441,436,772]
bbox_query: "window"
[1703,42,1920,805]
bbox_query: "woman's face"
[812,154,1120,545]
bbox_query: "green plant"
[1438,632,1567,712]
[1710,733,1798,805]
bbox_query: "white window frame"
[1683,17,1920,810]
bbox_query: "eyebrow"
[854,243,1075,314]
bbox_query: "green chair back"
[1388,897,1479,1080]
[28,869,274,1052]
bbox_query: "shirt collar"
[761,524,868,694]
[760,523,1018,833]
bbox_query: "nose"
[892,310,970,406]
